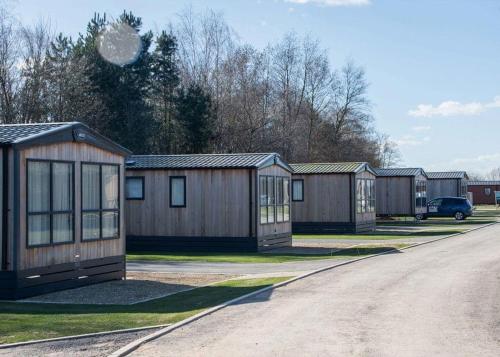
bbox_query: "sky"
[8,0,500,175]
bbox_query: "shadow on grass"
[0,280,277,316]
[328,246,402,257]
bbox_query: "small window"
[126,177,144,200]
[170,176,186,207]
[292,179,304,202]
[485,188,491,196]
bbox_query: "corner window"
[357,179,375,213]
[292,179,304,202]
[27,160,74,247]
[170,176,186,207]
[82,163,120,241]
[276,177,290,223]
[126,177,144,200]
[415,180,427,208]
[260,176,275,224]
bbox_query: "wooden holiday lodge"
[0,122,129,299]
[290,162,377,233]
[125,153,293,252]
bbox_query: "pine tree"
[150,31,180,153]
[73,12,154,154]
[176,84,214,154]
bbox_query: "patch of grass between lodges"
[0,277,289,344]
[127,245,405,264]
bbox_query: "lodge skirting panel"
[0,255,125,300]
[292,221,375,234]
[257,233,292,251]
[127,235,259,252]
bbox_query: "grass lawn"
[0,277,289,344]
[127,245,404,264]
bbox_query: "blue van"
[420,197,473,220]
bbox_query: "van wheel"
[415,214,424,221]
[454,212,465,221]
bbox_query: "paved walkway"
[128,224,500,357]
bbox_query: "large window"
[357,179,375,213]
[292,179,304,202]
[260,176,275,224]
[170,176,186,207]
[82,163,119,241]
[276,177,290,223]
[126,177,144,200]
[415,180,427,208]
[27,160,74,247]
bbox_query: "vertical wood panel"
[18,142,125,270]
[291,173,351,223]
[126,168,251,237]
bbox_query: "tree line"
[0,6,399,166]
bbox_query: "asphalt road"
[129,223,500,357]
[127,258,349,275]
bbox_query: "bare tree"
[18,19,52,122]
[0,5,19,123]
[486,167,500,180]
[375,133,400,167]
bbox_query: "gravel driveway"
[128,224,500,357]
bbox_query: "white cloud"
[411,125,431,132]
[284,0,371,7]
[395,135,430,147]
[427,152,500,175]
[408,96,500,118]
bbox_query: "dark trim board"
[127,235,259,252]
[293,221,376,234]
[0,255,125,300]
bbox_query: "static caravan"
[426,171,469,201]
[467,181,500,205]
[125,153,292,252]
[0,122,129,299]
[375,168,428,218]
[290,162,377,233]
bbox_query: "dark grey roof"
[0,122,131,155]
[0,122,71,144]
[126,153,292,171]
[374,167,428,178]
[426,171,468,180]
[468,181,500,186]
[290,162,376,175]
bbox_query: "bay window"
[27,160,74,247]
[82,163,120,240]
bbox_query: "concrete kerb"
[0,324,171,350]
[109,221,497,357]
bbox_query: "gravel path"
[128,223,500,357]
[20,272,235,305]
[0,329,159,357]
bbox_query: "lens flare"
[97,22,142,66]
